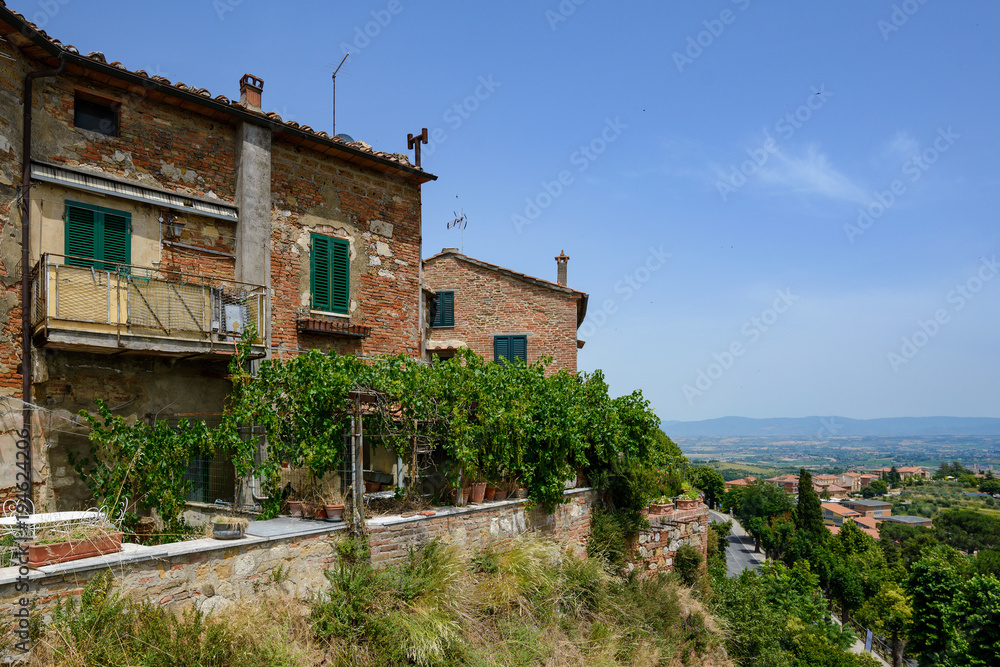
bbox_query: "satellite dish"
[336,133,354,143]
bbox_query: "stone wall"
[628,504,709,575]
[421,252,583,373]
[0,489,597,626]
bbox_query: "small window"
[431,290,454,328]
[74,94,119,137]
[494,335,527,364]
[310,233,350,314]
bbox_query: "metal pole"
[332,53,349,136]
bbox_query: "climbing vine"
[77,330,670,527]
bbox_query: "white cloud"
[754,145,869,203]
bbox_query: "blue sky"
[26,0,1000,421]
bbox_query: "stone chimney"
[442,247,459,254]
[555,250,569,285]
[239,74,264,112]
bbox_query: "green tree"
[737,480,794,555]
[909,555,961,667]
[689,466,726,509]
[954,575,1000,666]
[794,469,826,556]
[863,478,889,498]
[957,474,980,489]
[980,478,1000,495]
[856,582,912,667]
[889,466,902,488]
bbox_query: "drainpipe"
[20,59,65,506]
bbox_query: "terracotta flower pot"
[484,483,497,501]
[470,482,487,504]
[364,480,381,494]
[649,503,673,515]
[515,488,528,499]
[675,498,700,510]
[314,506,327,520]
[27,532,123,567]
[301,501,314,519]
[461,487,471,505]
[324,504,345,522]
[288,500,304,518]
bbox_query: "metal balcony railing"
[31,253,266,350]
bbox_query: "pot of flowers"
[648,496,674,515]
[211,515,249,540]
[323,489,345,522]
[484,483,497,501]
[674,484,701,510]
[287,500,304,518]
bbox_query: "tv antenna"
[332,53,349,136]
[447,209,468,252]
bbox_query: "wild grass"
[30,537,730,667]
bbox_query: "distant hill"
[661,416,1000,438]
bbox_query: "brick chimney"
[555,250,569,285]
[239,74,264,112]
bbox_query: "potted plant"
[27,524,123,567]
[470,479,488,504]
[323,488,346,522]
[484,482,497,501]
[288,499,305,518]
[675,482,701,510]
[211,515,249,540]
[648,495,674,515]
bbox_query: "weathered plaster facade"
[0,7,434,509]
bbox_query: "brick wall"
[422,254,581,373]
[0,489,596,625]
[627,504,709,576]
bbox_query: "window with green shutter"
[64,201,131,271]
[431,290,454,327]
[310,233,350,314]
[494,335,527,364]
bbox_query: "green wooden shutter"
[310,234,331,311]
[432,291,454,327]
[330,238,350,314]
[511,335,527,362]
[65,205,97,268]
[494,336,509,364]
[100,212,131,270]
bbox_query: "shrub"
[587,507,629,572]
[674,544,703,586]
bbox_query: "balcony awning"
[30,161,239,222]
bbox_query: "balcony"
[30,253,267,358]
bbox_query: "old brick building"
[0,6,435,510]
[422,248,588,373]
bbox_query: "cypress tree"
[795,469,825,540]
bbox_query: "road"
[708,509,763,577]
[708,510,890,665]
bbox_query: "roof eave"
[0,7,436,185]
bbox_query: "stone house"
[421,248,588,372]
[765,474,799,495]
[0,7,435,511]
